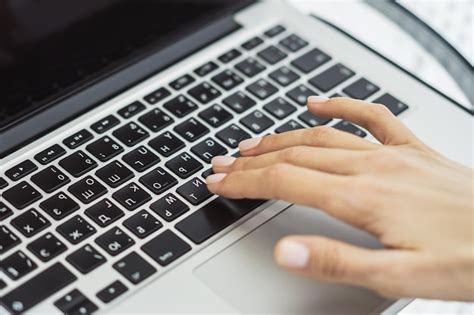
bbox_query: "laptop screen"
[0,0,248,132]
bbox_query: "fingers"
[274,236,385,287]
[212,146,365,175]
[307,96,418,145]
[207,164,369,227]
[239,125,377,156]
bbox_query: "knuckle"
[231,157,249,171]
[260,134,277,149]
[263,163,291,198]
[280,146,304,163]
[310,243,346,280]
[309,125,333,141]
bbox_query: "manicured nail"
[276,240,310,269]
[206,173,227,184]
[308,95,329,104]
[239,137,262,151]
[211,156,236,167]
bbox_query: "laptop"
[0,1,472,314]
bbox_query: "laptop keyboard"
[0,24,410,314]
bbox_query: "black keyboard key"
[0,176,8,189]
[113,182,151,211]
[113,122,149,147]
[40,192,79,221]
[275,119,305,134]
[34,144,67,165]
[123,146,160,172]
[86,136,124,162]
[246,79,278,100]
[123,210,162,239]
[68,176,107,204]
[118,101,146,119]
[286,84,317,106]
[199,104,233,128]
[31,165,70,193]
[309,63,355,92]
[194,61,219,77]
[333,121,367,138]
[291,48,331,73]
[165,152,203,179]
[240,110,275,133]
[90,114,120,134]
[85,199,124,227]
[57,215,96,245]
[142,230,191,267]
[298,111,332,127]
[1,263,76,314]
[218,49,242,63]
[59,151,98,177]
[139,167,177,195]
[96,160,134,188]
[67,244,106,274]
[373,93,409,115]
[264,25,286,38]
[150,193,189,222]
[343,78,380,100]
[242,36,264,50]
[257,45,287,65]
[0,201,13,221]
[177,177,212,205]
[63,129,94,149]
[222,91,256,113]
[2,181,42,210]
[27,232,67,262]
[55,289,98,315]
[96,227,135,256]
[269,66,300,87]
[0,226,20,255]
[113,252,156,285]
[279,34,308,52]
[170,74,195,90]
[235,57,266,78]
[201,168,214,179]
[263,97,297,119]
[216,124,251,148]
[211,69,244,91]
[163,95,198,118]
[149,131,185,157]
[97,280,128,304]
[5,160,38,181]
[174,118,209,142]
[0,278,6,290]
[188,82,221,105]
[11,209,50,238]
[191,138,228,163]
[1,250,37,280]
[138,108,173,132]
[144,87,171,104]
[176,197,266,244]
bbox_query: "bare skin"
[206,96,474,301]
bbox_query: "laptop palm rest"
[194,204,390,314]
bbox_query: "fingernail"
[239,137,262,151]
[206,173,227,184]
[308,95,329,104]
[276,240,310,269]
[211,156,236,167]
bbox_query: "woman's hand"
[206,96,474,301]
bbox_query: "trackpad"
[194,204,390,314]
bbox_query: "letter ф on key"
[113,183,151,211]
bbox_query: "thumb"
[274,236,386,288]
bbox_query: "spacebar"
[1,262,77,314]
[175,197,267,244]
